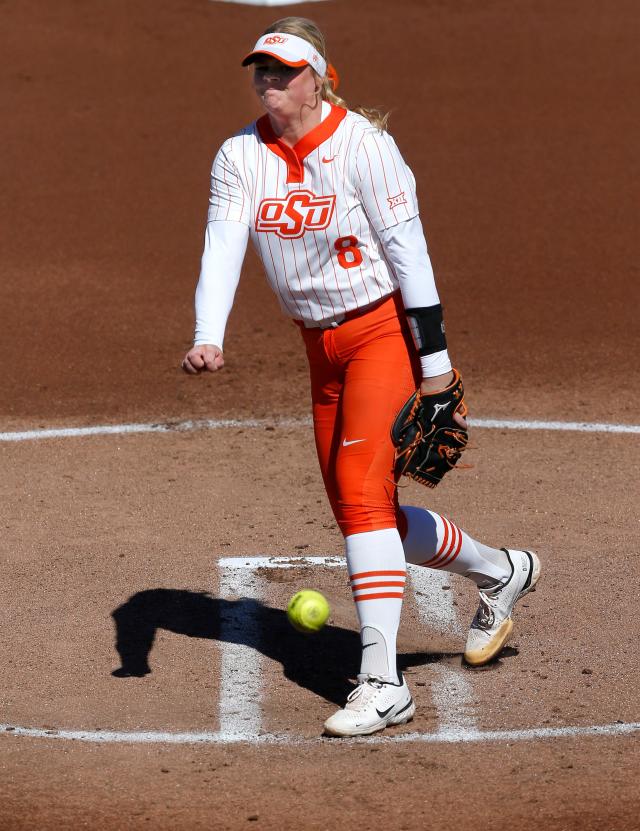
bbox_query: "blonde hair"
[261,17,390,132]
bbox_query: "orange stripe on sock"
[419,516,453,567]
[437,525,464,569]
[436,516,450,557]
[445,519,458,556]
[434,521,458,568]
[349,570,406,581]
[353,592,404,601]
[351,581,405,591]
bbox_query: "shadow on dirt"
[111,589,457,705]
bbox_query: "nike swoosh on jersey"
[342,438,365,447]
[322,155,338,163]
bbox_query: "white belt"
[301,313,346,329]
[299,293,396,330]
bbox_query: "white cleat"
[323,674,415,737]
[464,549,541,667]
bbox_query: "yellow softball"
[286,589,330,634]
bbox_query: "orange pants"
[298,292,421,537]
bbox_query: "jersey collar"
[257,105,347,184]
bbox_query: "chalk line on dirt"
[409,567,476,733]
[1,416,639,443]
[217,556,344,739]
[409,568,465,641]
[218,555,344,570]
[218,556,476,739]
[217,556,473,739]
[2,559,636,748]
[217,566,265,740]
[1,722,638,745]
[216,1,325,8]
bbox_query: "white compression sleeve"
[378,217,452,378]
[194,220,250,349]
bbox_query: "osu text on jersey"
[255,191,336,239]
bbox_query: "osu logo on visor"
[256,191,336,239]
[264,35,288,45]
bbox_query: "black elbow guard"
[405,304,447,356]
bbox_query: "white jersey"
[208,103,420,323]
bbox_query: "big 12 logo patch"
[255,190,336,239]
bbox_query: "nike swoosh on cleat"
[394,699,414,717]
[375,704,394,718]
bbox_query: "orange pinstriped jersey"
[207,104,419,323]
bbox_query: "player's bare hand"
[420,371,468,429]
[182,344,224,374]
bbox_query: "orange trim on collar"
[257,116,303,182]
[257,105,347,184]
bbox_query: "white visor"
[242,33,327,78]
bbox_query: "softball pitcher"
[182,17,541,737]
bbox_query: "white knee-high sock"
[345,528,406,684]
[400,505,510,589]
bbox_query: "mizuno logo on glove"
[432,401,450,418]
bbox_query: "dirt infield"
[1,0,639,828]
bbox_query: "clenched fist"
[182,344,224,374]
